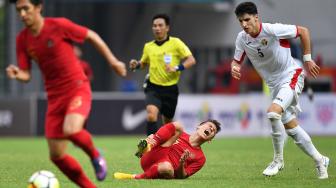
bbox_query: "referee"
[130,14,196,135]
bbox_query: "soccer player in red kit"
[114,119,221,179]
[6,0,126,187]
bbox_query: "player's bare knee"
[63,126,81,137]
[267,103,283,114]
[158,162,174,179]
[49,148,66,159]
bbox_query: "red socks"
[51,155,96,188]
[153,123,176,145]
[135,164,159,179]
[69,130,100,160]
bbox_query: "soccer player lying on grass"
[114,119,221,179]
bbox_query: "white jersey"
[234,23,303,88]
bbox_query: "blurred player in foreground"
[114,119,221,179]
[231,2,329,179]
[6,0,126,187]
[129,14,196,135]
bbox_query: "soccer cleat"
[262,160,284,176]
[316,156,329,179]
[135,139,151,158]
[92,153,108,181]
[114,172,135,180]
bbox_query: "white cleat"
[316,156,329,179]
[263,160,284,177]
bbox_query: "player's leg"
[64,113,107,181]
[146,104,160,135]
[116,148,172,180]
[64,88,107,181]
[114,162,174,180]
[135,161,174,179]
[284,72,328,179]
[263,85,291,176]
[48,138,96,188]
[284,117,329,179]
[145,83,162,135]
[263,103,285,176]
[161,83,178,125]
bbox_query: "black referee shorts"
[145,81,179,119]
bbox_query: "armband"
[135,61,141,69]
[175,64,185,71]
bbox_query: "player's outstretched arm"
[86,30,126,77]
[231,59,242,80]
[6,64,31,82]
[297,26,320,78]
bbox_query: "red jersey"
[169,132,206,177]
[16,18,88,98]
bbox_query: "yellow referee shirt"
[140,36,192,86]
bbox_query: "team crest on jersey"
[261,39,268,46]
[69,96,83,111]
[47,39,54,48]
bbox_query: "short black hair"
[9,0,43,6]
[200,119,221,133]
[152,14,170,26]
[234,2,258,17]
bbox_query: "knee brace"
[267,112,281,120]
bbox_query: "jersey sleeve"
[140,43,149,64]
[263,23,297,39]
[175,38,192,58]
[233,32,246,63]
[16,33,31,70]
[57,18,88,43]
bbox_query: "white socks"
[269,118,286,162]
[286,126,323,164]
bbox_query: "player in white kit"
[231,2,329,179]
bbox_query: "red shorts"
[140,146,171,171]
[45,82,92,138]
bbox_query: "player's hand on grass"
[6,64,20,79]
[112,61,127,77]
[305,60,320,78]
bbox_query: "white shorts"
[270,69,305,124]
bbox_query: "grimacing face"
[237,13,259,36]
[152,18,169,41]
[15,0,42,28]
[196,121,218,141]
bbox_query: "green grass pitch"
[0,136,335,188]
